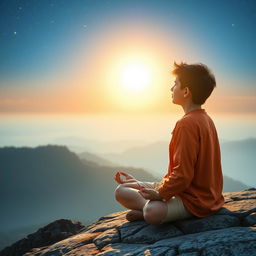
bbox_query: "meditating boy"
[114,62,224,224]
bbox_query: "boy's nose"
[170,85,174,92]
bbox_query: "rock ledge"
[1,189,256,256]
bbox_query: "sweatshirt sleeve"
[158,124,199,201]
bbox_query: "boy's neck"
[181,101,202,114]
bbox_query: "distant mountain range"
[99,141,168,177]
[52,136,148,154]
[79,151,118,167]
[79,151,250,193]
[94,138,256,188]
[220,138,256,188]
[0,145,155,250]
[53,136,256,188]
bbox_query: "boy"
[114,62,224,224]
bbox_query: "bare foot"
[126,210,144,222]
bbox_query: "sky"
[0,0,256,114]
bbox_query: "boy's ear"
[183,87,190,98]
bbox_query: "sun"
[119,63,152,94]
[104,53,165,111]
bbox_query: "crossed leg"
[115,183,168,224]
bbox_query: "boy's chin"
[172,99,179,105]
[172,100,183,107]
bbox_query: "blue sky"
[0,0,255,113]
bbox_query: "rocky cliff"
[1,189,256,256]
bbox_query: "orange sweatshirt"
[158,109,224,217]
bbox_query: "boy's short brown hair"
[172,62,216,105]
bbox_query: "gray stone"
[24,232,100,256]
[135,246,174,256]
[173,215,240,234]
[178,227,256,254]
[97,243,147,256]
[179,253,199,256]
[0,219,84,256]
[243,212,256,226]
[85,212,127,234]
[119,220,148,240]
[122,223,183,244]
[201,240,256,256]
[1,189,256,256]
[93,228,120,250]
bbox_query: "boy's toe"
[126,210,144,222]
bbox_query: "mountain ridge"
[98,138,256,187]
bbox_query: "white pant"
[138,181,194,223]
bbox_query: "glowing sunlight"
[103,51,169,112]
[119,62,152,94]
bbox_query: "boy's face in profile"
[171,77,186,105]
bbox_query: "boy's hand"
[114,171,137,184]
[138,187,162,201]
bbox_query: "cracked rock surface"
[1,189,256,256]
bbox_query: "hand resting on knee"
[114,171,143,190]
